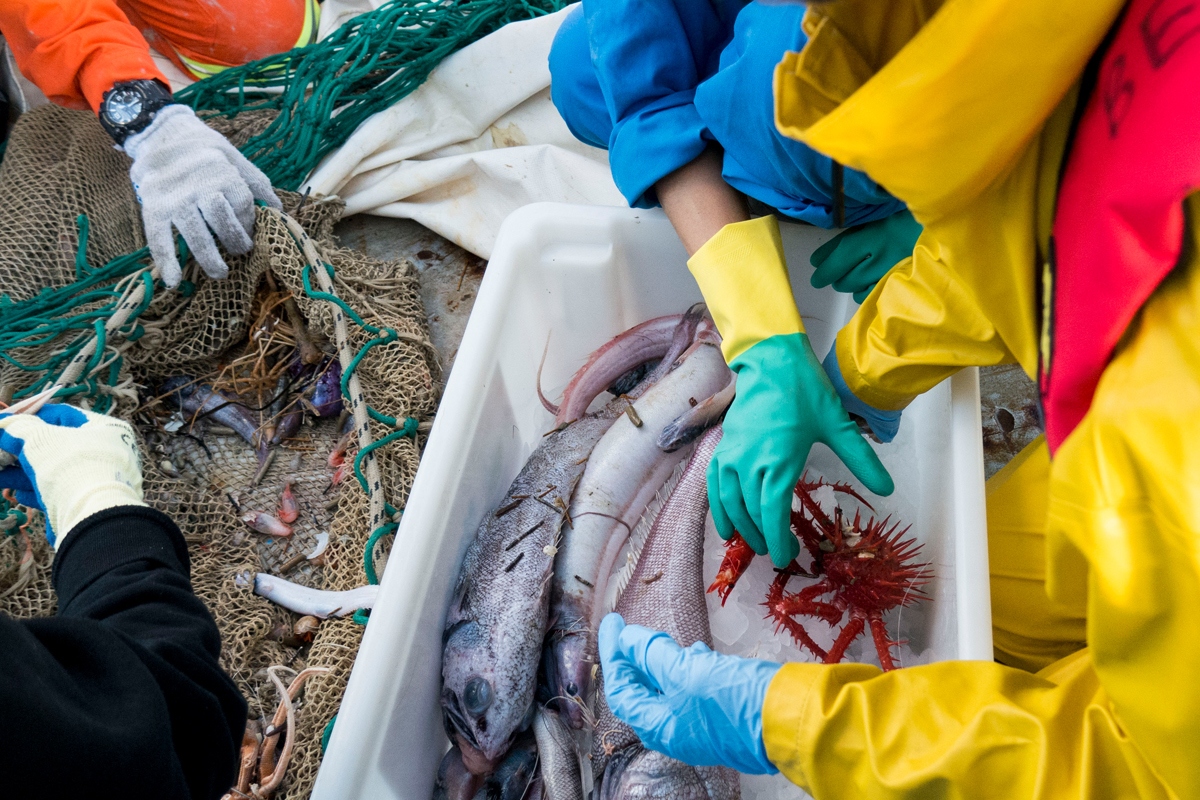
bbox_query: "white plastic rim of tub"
[310,203,992,800]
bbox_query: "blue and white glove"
[123,104,281,289]
[598,613,782,775]
[0,405,145,548]
[822,345,903,443]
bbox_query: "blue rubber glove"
[0,405,144,548]
[810,209,923,303]
[598,613,781,775]
[710,333,894,567]
[822,345,903,443]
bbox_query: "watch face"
[106,89,144,126]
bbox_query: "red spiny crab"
[707,475,929,671]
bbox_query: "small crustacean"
[706,533,758,605]
[278,481,299,523]
[241,510,293,538]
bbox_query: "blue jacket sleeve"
[695,2,906,227]
[582,0,747,208]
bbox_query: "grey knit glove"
[123,104,281,288]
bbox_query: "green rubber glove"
[810,209,923,303]
[708,332,894,567]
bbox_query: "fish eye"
[566,682,578,696]
[463,676,493,716]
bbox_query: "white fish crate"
[311,204,992,800]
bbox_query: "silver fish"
[593,427,740,800]
[544,343,730,728]
[442,313,706,769]
[532,706,584,800]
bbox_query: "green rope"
[297,259,419,592]
[174,0,569,190]
[320,715,338,753]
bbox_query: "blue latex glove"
[810,209,923,303]
[0,405,144,548]
[710,333,894,568]
[822,346,903,443]
[598,613,782,775]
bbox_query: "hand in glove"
[810,209,923,303]
[822,344,903,443]
[688,217,893,568]
[598,613,782,774]
[123,104,281,289]
[0,405,145,548]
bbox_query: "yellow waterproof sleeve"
[762,203,1200,800]
[832,231,1016,411]
[687,216,803,362]
[761,652,1168,800]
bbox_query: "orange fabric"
[0,0,307,113]
[0,0,164,112]
[114,0,307,80]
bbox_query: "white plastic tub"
[311,203,992,800]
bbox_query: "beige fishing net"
[0,104,442,798]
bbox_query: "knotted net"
[0,104,441,798]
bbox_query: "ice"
[700,407,945,799]
[710,591,749,646]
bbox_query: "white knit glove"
[123,104,281,289]
[0,406,145,549]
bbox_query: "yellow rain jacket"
[758,1,1200,797]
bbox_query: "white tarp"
[302,7,625,258]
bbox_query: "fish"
[541,304,712,427]
[657,377,735,453]
[532,706,583,800]
[441,312,708,771]
[471,733,538,800]
[433,748,484,800]
[278,481,299,523]
[162,377,269,464]
[253,573,379,618]
[543,342,731,727]
[592,426,740,799]
[241,510,293,537]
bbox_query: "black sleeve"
[0,506,246,800]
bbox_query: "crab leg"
[869,615,900,671]
[824,615,866,665]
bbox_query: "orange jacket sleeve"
[0,0,166,113]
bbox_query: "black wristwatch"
[98,79,175,145]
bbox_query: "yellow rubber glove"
[689,217,893,567]
[0,405,145,548]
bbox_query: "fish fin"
[537,331,560,416]
[608,460,687,611]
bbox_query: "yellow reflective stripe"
[686,216,804,363]
[177,0,320,79]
